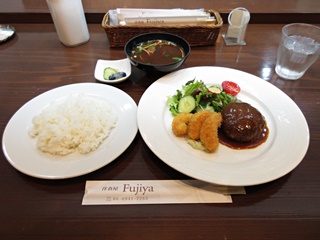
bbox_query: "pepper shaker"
[46,0,90,47]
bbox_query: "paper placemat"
[82,180,245,205]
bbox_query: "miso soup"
[130,40,185,65]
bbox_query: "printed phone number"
[107,196,149,201]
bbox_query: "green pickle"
[103,67,118,80]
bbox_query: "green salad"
[167,79,240,116]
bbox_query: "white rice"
[29,93,117,156]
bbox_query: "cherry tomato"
[221,81,240,96]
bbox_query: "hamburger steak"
[221,102,266,142]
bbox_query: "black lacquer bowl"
[124,32,190,73]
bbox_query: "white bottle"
[46,0,90,47]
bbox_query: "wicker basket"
[102,9,223,48]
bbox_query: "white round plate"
[137,66,310,186]
[94,59,131,84]
[2,83,138,179]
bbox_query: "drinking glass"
[275,23,320,80]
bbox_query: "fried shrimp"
[200,112,223,152]
[172,113,193,136]
[187,110,211,140]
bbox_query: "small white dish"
[94,58,131,84]
[0,25,15,43]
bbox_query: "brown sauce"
[218,125,269,150]
[130,40,184,65]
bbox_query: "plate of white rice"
[2,83,138,179]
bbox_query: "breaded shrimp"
[200,112,223,152]
[172,113,193,136]
[187,110,211,140]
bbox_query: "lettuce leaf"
[167,79,238,116]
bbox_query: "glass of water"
[275,23,320,80]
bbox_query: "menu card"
[82,180,245,205]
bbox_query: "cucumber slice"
[195,105,214,112]
[103,67,118,80]
[178,96,196,113]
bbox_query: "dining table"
[1,0,320,239]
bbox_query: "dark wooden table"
[1,2,320,239]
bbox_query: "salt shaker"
[46,0,90,47]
